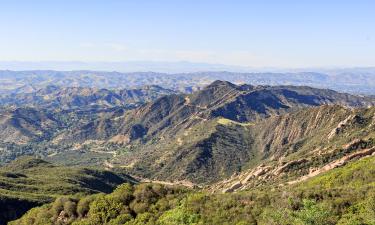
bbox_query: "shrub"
[77,195,96,218]
[294,199,334,225]
[64,200,77,218]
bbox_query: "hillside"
[10,155,375,225]
[0,157,137,224]
[209,105,375,191]
[0,106,113,163]
[0,107,63,144]
[106,105,375,185]
[0,85,174,164]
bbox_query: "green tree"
[294,199,333,225]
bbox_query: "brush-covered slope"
[108,105,375,185]
[210,105,375,191]
[0,157,137,224]
[11,155,375,225]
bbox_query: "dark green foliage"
[11,155,375,225]
[76,195,96,218]
[0,157,137,224]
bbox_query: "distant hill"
[0,107,62,144]
[0,85,176,110]
[1,69,375,95]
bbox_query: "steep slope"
[210,105,375,191]
[109,105,374,184]
[0,157,137,224]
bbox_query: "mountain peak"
[206,80,237,89]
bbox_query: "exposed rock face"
[273,159,309,176]
[342,139,370,151]
[328,114,365,139]
[251,105,352,157]
[211,140,375,193]
[109,134,130,145]
[244,165,272,183]
[328,115,355,139]
[288,147,375,184]
[208,105,375,192]
[223,182,242,193]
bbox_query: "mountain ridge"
[0,85,176,110]
[56,80,374,145]
[40,81,374,184]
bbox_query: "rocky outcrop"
[223,182,242,193]
[273,159,309,176]
[221,165,273,193]
[288,147,375,184]
[328,114,365,140]
[244,165,272,182]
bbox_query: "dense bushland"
[11,156,375,225]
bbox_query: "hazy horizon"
[1,60,375,73]
[1,1,374,68]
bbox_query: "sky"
[0,0,374,68]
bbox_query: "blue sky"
[0,0,374,68]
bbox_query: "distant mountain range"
[0,85,176,110]
[1,69,375,95]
